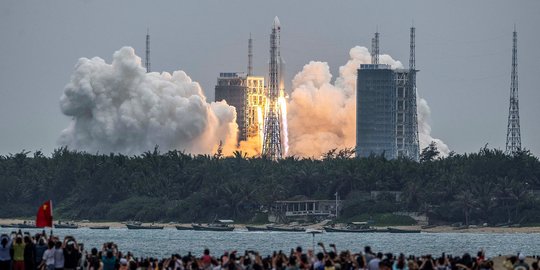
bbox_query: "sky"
[0,0,539,156]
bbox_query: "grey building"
[215,72,248,141]
[356,64,419,160]
[356,29,419,160]
[356,64,397,159]
[215,72,265,144]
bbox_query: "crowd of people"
[0,230,538,270]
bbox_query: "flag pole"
[50,200,54,237]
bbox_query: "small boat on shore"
[324,222,377,233]
[324,226,377,233]
[1,224,36,229]
[266,225,305,232]
[245,225,268,232]
[89,226,109,230]
[1,221,37,229]
[306,228,324,234]
[387,227,421,233]
[192,220,235,231]
[126,223,163,230]
[55,222,79,229]
[175,225,192,230]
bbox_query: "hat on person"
[120,258,128,265]
[518,253,525,261]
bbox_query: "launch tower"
[262,17,284,160]
[145,28,151,73]
[505,28,521,154]
[356,30,419,160]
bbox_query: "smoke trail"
[287,46,449,158]
[58,47,238,155]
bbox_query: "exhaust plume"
[58,47,238,155]
[287,46,449,158]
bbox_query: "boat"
[324,222,377,233]
[126,223,163,230]
[420,224,437,229]
[55,222,79,229]
[89,226,109,230]
[1,221,37,229]
[324,226,377,233]
[175,225,192,230]
[266,225,305,232]
[306,228,324,234]
[191,220,235,231]
[387,227,421,233]
[245,225,268,232]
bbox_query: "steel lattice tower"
[145,28,151,73]
[248,33,253,76]
[406,26,420,160]
[506,28,521,154]
[371,31,380,65]
[262,17,283,160]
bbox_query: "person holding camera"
[13,234,26,270]
[63,237,80,270]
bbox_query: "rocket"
[270,16,285,97]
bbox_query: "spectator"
[0,234,12,270]
[13,235,26,270]
[513,254,529,270]
[23,236,35,270]
[54,241,65,270]
[40,241,56,270]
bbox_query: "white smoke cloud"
[417,97,450,156]
[58,47,238,155]
[287,46,449,158]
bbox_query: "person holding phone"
[0,234,12,270]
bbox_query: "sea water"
[2,228,538,258]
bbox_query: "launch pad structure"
[262,17,285,160]
[506,27,521,155]
[356,28,420,160]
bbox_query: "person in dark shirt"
[35,238,48,269]
[23,236,35,270]
[62,238,81,270]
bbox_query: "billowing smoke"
[417,98,450,156]
[287,46,449,158]
[58,47,238,155]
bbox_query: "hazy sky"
[0,0,539,156]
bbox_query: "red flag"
[36,200,53,228]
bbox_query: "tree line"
[0,143,539,225]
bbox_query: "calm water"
[2,228,539,258]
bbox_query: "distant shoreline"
[2,218,540,233]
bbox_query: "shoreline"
[2,218,540,233]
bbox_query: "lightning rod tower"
[407,26,420,160]
[371,30,380,65]
[145,28,151,73]
[506,27,521,154]
[248,33,253,76]
[262,17,284,160]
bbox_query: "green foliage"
[0,147,539,225]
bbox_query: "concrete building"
[215,72,265,143]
